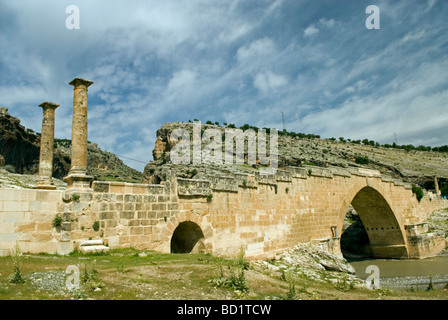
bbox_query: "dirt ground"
[1,248,447,301]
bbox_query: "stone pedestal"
[35,102,59,190]
[63,77,94,191]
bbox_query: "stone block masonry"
[1,166,446,259]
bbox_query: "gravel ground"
[26,271,70,294]
[380,274,448,291]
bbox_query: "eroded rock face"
[152,123,189,161]
[144,121,448,189]
[0,107,41,175]
[276,242,356,274]
[254,242,363,287]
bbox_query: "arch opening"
[340,186,408,259]
[170,221,205,253]
[341,205,372,260]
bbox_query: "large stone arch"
[336,182,409,259]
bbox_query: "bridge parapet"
[176,178,211,196]
[284,166,308,179]
[328,166,351,178]
[92,181,166,195]
[174,165,420,197]
[301,165,333,178]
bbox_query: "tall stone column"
[434,176,441,196]
[35,102,59,190]
[63,77,94,191]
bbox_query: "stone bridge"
[2,165,447,259]
[1,78,447,259]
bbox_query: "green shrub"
[228,268,249,293]
[441,185,448,197]
[412,185,424,202]
[236,247,250,270]
[355,156,369,165]
[426,275,434,291]
[8,243,25,284]
[206,194,213,203]
[52,215,63,228]
[286,279,296,300]
[209,249,250,295]
[92,221,100,232]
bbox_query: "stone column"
[434,176,441,196]
[63,77,94,191]
[35,102,59,190]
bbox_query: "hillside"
[143,121,448,192]
[0,107,143,185]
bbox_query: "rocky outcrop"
[144,122,448,190]
[254,242,364,287]
[0,107,41,175]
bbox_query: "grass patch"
[0,248,447,300]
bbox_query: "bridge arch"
[337,185,409,259]
[170,221,206,253]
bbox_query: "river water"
[348,254,448,290]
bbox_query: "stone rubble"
[255,242,365,287]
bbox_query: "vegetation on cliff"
[144,121,448,192]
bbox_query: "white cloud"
[304,24,319,37]
[167,70,197,93]
[319,17,336,28]
[253,71,288,93]
[236,37,277,62]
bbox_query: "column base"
[35,179,57,190]
[63,173,94,192]
[35,184,57,190]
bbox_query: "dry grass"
[0,248,447,300]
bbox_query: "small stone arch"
[170,221,205,253]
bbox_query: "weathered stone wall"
[0,189,66,257]
[0,166,447,258]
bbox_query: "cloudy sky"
[1,0,447,172]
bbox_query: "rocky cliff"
[0,107,41,175]
[0,107,143,184]
[144,121,448,190]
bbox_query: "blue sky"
[1,0,447,172]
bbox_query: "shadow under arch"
[341,186,408,259]
[170,221,205,253]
